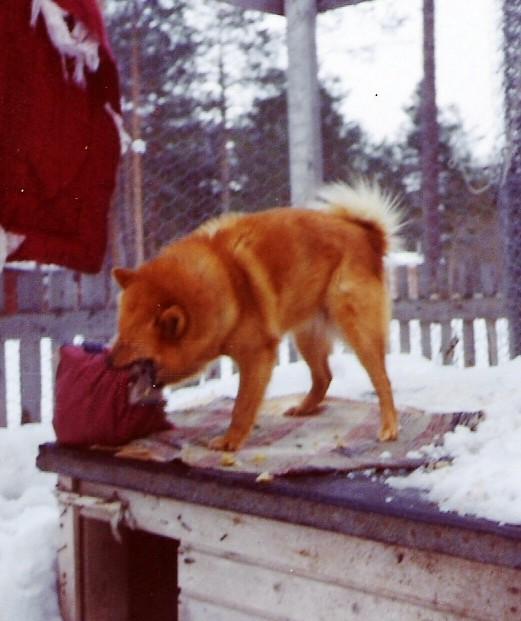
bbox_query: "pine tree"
[232,74,385,211]
[106,0,222,258]
[106,1,285,256]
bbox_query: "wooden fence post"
[394,266,411,354]
[17,270,45,423]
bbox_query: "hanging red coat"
[0,0,122,273]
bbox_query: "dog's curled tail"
[311,180,404,255]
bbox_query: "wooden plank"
[398,320,411,353]
[2,269,18,314]
[440,321,456,365]
[76,483,521,621]
[480,264,499,297]
[0,273,4,313]
[420,321,432,359]
[180,597,267,621]
[392,297,503,323]
[449,261,466,298]
[435,259,450,298]
[392,265,409,300]
[49,339,60,415]
[179,551,457,621]
[455,262,474,299]
[393,268,411,355]
[178,547,500,621]
[19,337,41,423]
[285,0,323,205]
[80,272,109,310]
[16,270,46,312]
[48,271,79,311]
[464,262,477,298]
[37,452,521,567]
[486,319,499,366]
[0,341,6,427]
[0,308,116,341]
[407,265,419,299]
[57,477,82,621]
[463,319,476,367]
[418,263,432,299]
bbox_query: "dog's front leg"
[208,346,277,451]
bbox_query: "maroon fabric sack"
[54,344,172,447]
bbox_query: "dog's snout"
[109,340,138,369]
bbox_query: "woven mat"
[115,395,483,477]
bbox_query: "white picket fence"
[0,262,512,428]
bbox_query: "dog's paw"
[208,433,242,452]
[284,404,323,417]
[284,406,304,417]
[378,426,398,442]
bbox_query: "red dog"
[111,182,402,451]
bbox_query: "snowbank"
[0,423,60,621]
[388,356,521,524]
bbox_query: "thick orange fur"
[111,182,401,451]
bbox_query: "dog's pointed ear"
[157,305,187,341]
[113,267,136,289]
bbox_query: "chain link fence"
[500,0,521,357]
[106,0,288,266]
[104,0,519,363]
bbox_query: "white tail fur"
[310,180,404,253]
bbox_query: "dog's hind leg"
[328,277,398,442]
[285,316,333,417]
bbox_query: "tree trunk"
[420,0,441,288]
[130,3,145,265]
[217,11,232,214]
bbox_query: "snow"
[168,351,521,525]
[387,250,423,266]
[1,351,520,620]
[0,423,60,621]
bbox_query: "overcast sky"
[311,0,503,161]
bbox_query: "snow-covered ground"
[1,351,520,621]
[0,423,61,621]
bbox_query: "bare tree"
[420,0,442,286]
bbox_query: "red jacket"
[0,0,121,273]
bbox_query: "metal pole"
[501,0,521,357]
[284,0,323,206]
